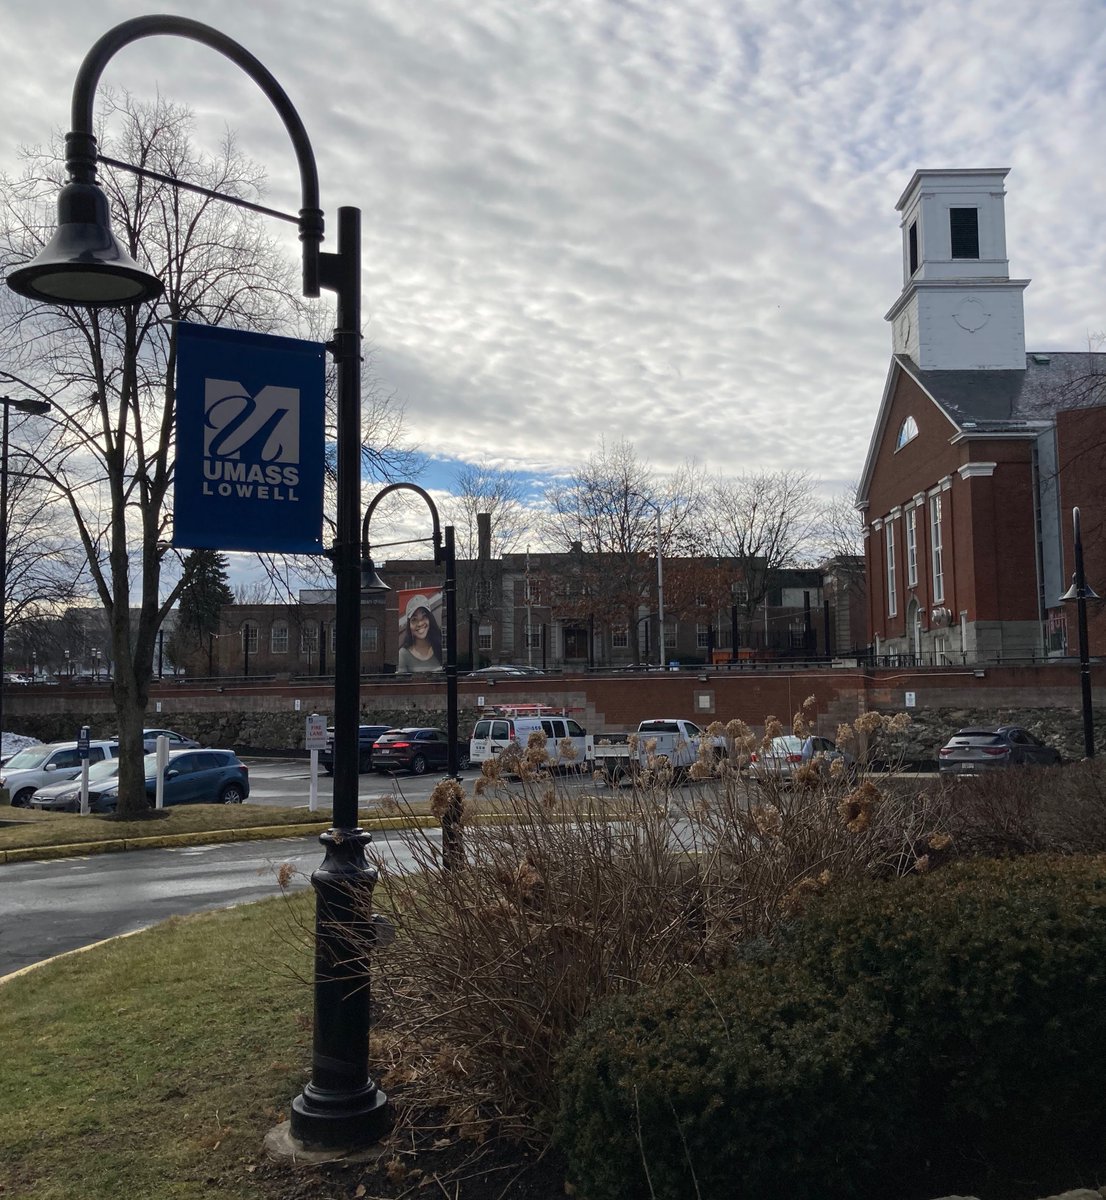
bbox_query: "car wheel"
[220,784,245,805]
[410,754,428,776]
[11,788,34,807]
[457,751,471,771]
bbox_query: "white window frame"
[885,520,898,617]
[696,623,711,648]
[906,507,918,587]
[300,625,319,655]
[478,624,493,651]
[612,627,629,649]
[360,621,378,652]
[242,624,258,654]
[270,623,288,655]
[930,494,945,603]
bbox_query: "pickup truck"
[319,723,392,775]
[589,718,725,784]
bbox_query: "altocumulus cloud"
[1,0,1104,501]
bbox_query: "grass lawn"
[0,892,319,1199]
[0,804,330,852]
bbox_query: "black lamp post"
[0,395,51,747]
[5,16,387,1149]
[361,483,461,868]
[1060,506,1101,759]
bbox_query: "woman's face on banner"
[409,607,431,640]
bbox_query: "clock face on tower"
[897,311,911,350]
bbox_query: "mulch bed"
[253,1117,569,1199]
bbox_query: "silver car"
[29,756,123,812]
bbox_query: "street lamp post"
[5,16,387,1150]
[0,394,51,747]
[635,496,666,668]
[360,483,461,868]
[1060,506,1101,759]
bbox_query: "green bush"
[555,857,1106,1200]
[784,855,1106,1197]
[554,961,905,1200]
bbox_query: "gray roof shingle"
[899,351,1106,431]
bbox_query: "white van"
[470,712,593,770]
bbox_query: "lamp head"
[6,181,163,307]
[360,556,391,597]
[1060,574,1103,604]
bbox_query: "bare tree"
[542,439,704,663]
[699,470,819,644]
[0,94,314,813]
[0,402,88,649]
[445,464,531,560]
[812,482,866,590]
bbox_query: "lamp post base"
[289,827,391,1150]
[290,1081,390,1148]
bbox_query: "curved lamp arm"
[67,16,324,296]
[361,482,443,563]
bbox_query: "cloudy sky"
[2,0,1105,516]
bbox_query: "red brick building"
[858,169,1106,664]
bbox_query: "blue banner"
[174,323,326,554]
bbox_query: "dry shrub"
[946,756,1106,856]
[360,710,952,1142]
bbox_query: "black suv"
[372,727,472,776]
[320,724,391,775]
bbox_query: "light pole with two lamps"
[6,16,387,1150]
[1060,506,1101,759]
[359,483,462,869]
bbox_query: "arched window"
[271,622,288,654]
[896,415,919,449]
[241,622,258,654]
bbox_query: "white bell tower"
[885,168,1029,371]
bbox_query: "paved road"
[242,756,597,809]
[0,826,430,978]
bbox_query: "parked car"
[29,756,123,812]
[748,734,855,782]
[87,749,250,813]
[105,728,201,752]
[938,726,1062,775]
[1,739,120,807]
[319,724,392,775]
[465,664,545,678]
[372,727,471,775]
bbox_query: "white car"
[747,735,856,782]
[1,739,120,807]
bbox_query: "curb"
[0,814,440,865]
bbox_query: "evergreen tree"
[170,550,235,676]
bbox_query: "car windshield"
[87,757,122,782]
[769,736,804,755]
[4,745,54,769]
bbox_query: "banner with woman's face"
[397,588,444,673]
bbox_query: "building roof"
[903,351,1106,429]
[857,351,1106,505]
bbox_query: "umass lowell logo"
[201,380,301,502]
